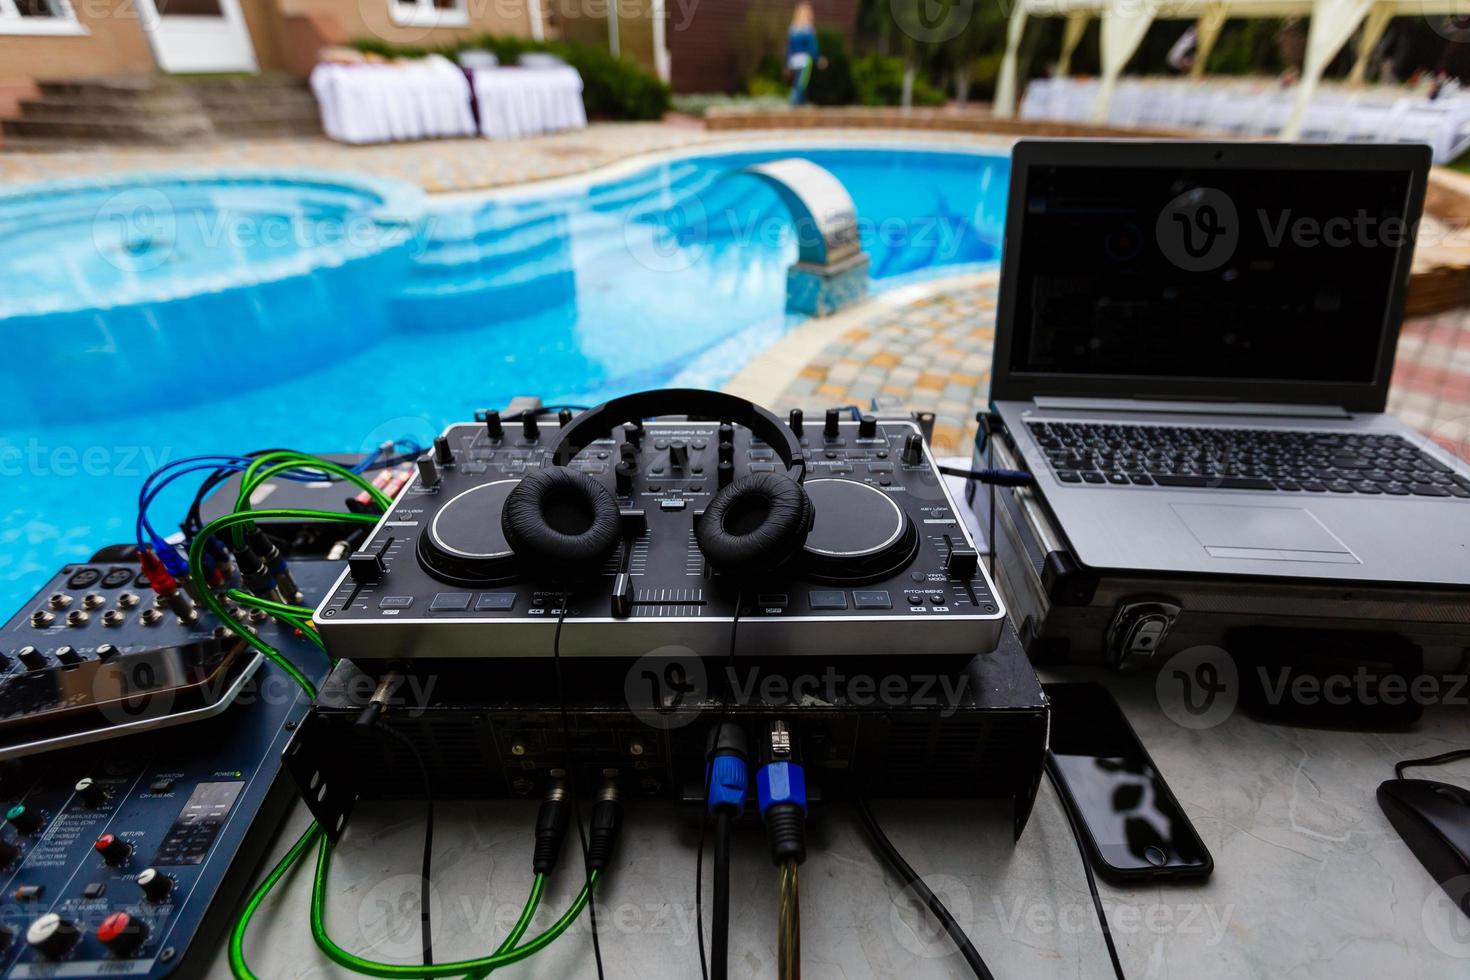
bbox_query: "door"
[136,0,258,73]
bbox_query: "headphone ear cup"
[502,468,622,580]
[696,473,814,577]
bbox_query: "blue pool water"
[0,145,1008,610]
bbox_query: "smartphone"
[1044,682,1213,883]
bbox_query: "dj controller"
[0,388,1049,978]
[316,391,1005,665]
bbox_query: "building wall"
[277,0,536,55]
[0,4,156,83]
[666,0,855,94]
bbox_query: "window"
[388,0,468,28]
[0,0,86,34]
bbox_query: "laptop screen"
[1005,162,1416,388]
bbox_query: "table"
[310,57,478,145]
[473,66,588,141]
[207,468,1470,978]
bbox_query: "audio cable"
[935,465,1035,487]
[856,798,995,980]
[704,723,749,980]
[550,595,609,980]
[1045,752,1126,980]
[757,721,807,980]
[697,589,744,980]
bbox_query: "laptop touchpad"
[1170,504,1360,564]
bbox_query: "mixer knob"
[669,441,689,470]
[522,413,539,441]
[416,455,441,488]
[558,408,573,427]
[136,867,174,902]
[623,423,643,449]
[484,410,503,440]
[56,646,82,665]
[26,913,78,959]
[75,777,107,808]
[718,422,735,445]
[718,460,734,488]
[858,415,878,439]
[718,441,734,465]
[615,461,636,495]
[94,833,131,865]
[96,643,119,662]
[944,534,979,579]
[788,409,804,436]
[348,547,386,584]
[97,911,147,957]
[824,408,841,438]
[901,433,924,466]
[0,836,20,866]
[17,647,46,671]
[433,435,454,465]
[6,804,42,835]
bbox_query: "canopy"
[994,0,1468,138]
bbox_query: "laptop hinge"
[1031,397,1352,419]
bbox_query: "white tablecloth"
[310,56,478,145]
[472,66,587,140]
[1022,76,1470,163]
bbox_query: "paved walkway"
[0,124,1009,194]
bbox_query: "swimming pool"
[0,144,1008,610]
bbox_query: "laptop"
[991,140,1470,586]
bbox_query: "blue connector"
[152,538,189,578]
[757,722,807,865]
[705,722,749,816]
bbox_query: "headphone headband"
[550,389,806,480]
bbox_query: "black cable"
[696,588,743,980]
[1394,748,1470,780]
[549,597,606,980]
[855,798,994,980]
[375,723,435,967]
[712,810,732,980]
[1044,753,1126,980]
[936,465,1035,487]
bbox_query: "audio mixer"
[314,390,1006,664]
[1,558,343,759]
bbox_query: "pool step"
[2,75,321,146]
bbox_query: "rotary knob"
[824,408,841,439]
[97,911,147,956]
[0,836,20,866]
[136,867,173,902]
[74,777,107,808]
[433,435,454,465]
[26,913,79,959]
[901,433,924,465]
[788,408,804,436]
[93,833,131,866]
[484,410,503,440]
[6,804,42,835]
[858,415,878,439]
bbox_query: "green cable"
[188,507,380,697]
[311,833,599,978]
[229,822,322,980]
[230,454,390,547]
[226,588,317,620]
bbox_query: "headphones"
[502,389,813,580]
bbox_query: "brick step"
[16,95,205,119]
[215,117,323,139]
[0,115,213,144]
[35,77,186,102]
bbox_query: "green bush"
[349,34,670,121]
[851,54,944,107]
[807,28,855,106]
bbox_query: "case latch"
[1106,599,1181,672]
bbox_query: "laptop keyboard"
[1026,421,1470,498]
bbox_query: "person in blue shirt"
[785,2,826,106]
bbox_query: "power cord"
[704,723,748,980]
[757,721,807,980]
[372,724,435,967]
[1044,752,1126,980]
[550,596,607,980]
[1394,748,1470,780]
[855,798,994,980]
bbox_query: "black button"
[808,591,847,610]
[14,885,42,901]
[148,779,174,794]
[82,883,106,899]
[756,593,789,608]
[1143,845,1169,867]
[750,462,775,473]
[852,591,892,609]
[475,593,516,611]
[905,592,924,604]
[659,499,687,511]
[430,593,473,612]
[378,596,414,609]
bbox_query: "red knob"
[97,911,146,956]
[93,833,130,865]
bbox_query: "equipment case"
[965,419,1470,676]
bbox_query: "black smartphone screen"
[1046,682,1212,879]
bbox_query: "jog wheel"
[417,480,520,585]
[800,479,918,583]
